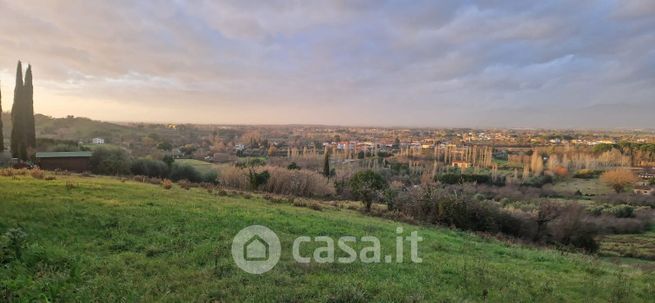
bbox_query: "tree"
[24,65,35,149]
[162,155,175,167]
[349,170,387,211]
[89,147,131,175]
[600,169,639,193]
[0,83,4,151]
[392,137,400,149]
[10,61,25,160]
[323,151,330,178]
[9,62,36,161]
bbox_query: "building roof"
[35,151,93,158]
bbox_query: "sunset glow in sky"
[0,0,654,128]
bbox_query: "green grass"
[175,159,221,174]
[1,175,655,302]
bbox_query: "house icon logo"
[231,225,281,274]
[244,235,269,261]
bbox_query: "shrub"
[90,147,131,175]
[349,170,387,211]
[130,158,169,178]
[178,180,191,190]
[522,175,553,188]
[436,173,499,185]
[248,169,270,190]
[0,168,28,177]
[30,169,45,179]
[218,166,335,197]
[220,166,250,188]
[600,169,639,193]
[437,173,461,185]
[0,228,28,262]
[169,163,202,183]
[162,179,173,190]
[603,205,635,218]
[260,166,335,197]
[287,162,300,170]
[547,204,599,252]
[573,169,602,179]
[552,166,569,178]
[202,170,219,184]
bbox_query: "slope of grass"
[1,175,654,302]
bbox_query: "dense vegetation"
[1,173,654,302]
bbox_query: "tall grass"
[218,166,335,197]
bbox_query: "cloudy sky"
[0,0,653,128]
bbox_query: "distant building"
[91,137,105,144]
[35,151,93,172]
[633,186,655,196]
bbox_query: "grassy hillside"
[1,174,654,302]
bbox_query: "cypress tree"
[24,65,36,149]
[0,82,4,152]
[10,61,24,159]
[323,150,331,178]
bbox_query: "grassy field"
[1,175,655,302]
[175,159,223,174]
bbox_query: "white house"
[91,137,105,144]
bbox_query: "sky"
[0,0,654,129]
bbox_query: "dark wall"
[38,157,90,172]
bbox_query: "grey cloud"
[0,0,652,128]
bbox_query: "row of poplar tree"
[0,61,36,161]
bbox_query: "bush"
[522,175,553,188]
[220,166,250,188]
[162,179,173,190]
[436,173,501,186]
[169,163,202,183]
[203,170,219,184]
[30,168,45,179]
[603,205,635,218]
[218,166,335,197]
[130,158,170,178]
[600,169,639,193]
[260,166,335,197]
[349,170,387,211]
[178,179,191,190]
[0,228,28,263]
[548,204,599,252]
[248,170,270,190]
[437,173,461,185]
[90,147,131,175]
[573,169,602,179]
